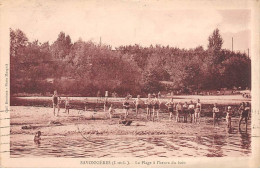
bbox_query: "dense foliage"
[10,28,251,96]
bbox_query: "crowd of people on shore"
[51,90,250,130]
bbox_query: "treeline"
[10,28,251,97]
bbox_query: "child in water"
[34,131,41,143]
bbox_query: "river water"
[10,128,251,158]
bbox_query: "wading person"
[239,102,250,130]
[212,103,220,126]
[182,102,189,123]
[64,97,70,114]
[123,96,130,119]
[145,94,153,120]
[175,101,182,122]
[226,106,232,128]
[133,95,143,118]
[188,100,195,123]
[165,98,175,121]
[84,97,88,111]
[152,96,160,122]
[52,90,60,116]
[104,97,108,112]
[195,99,202,123]
[108,104,115,119]
[97,90,101,103]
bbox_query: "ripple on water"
[10,130,251,158]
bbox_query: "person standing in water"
[145,94,153,120]
[212,103,220,126]
[182,102,189,123]
[123,96,130,119]
[52,90,60,116]
[165,98,175,121]
[188,100,195,123]
[175,101,182,122]
[108,104,115,119]
[64,97,70,114]
[152,96,161,121]
[239,102,250,130]
[84,97,88,111]
[226,106,232,128]
[133,95,143,118]
[195,99,202,123]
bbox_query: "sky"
[5,0,251,52]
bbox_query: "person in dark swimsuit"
[123,97,130,119]
[182,102,189,123]
[212,103,220,126]
[188,100,195,123]
[145,94,153,120]
[52,90,60,116]
[166,98,175,121]
[239,102,250,130]
[152,96,160,121]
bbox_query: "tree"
[10,29,28,94]
[208,28,223,52]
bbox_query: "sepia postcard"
[0,0,260,168]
